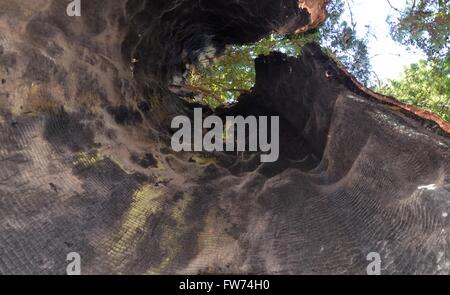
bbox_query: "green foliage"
[319,0,373,85]
[186,32,319,108]
[186,0,448,124]
[381,0,449,122]
[387,0,449,61]
[376,59,450,122]
[186,0,371,107]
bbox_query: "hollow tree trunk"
[0,0,448,274]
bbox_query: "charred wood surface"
[0,0,448,274]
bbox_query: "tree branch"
[345,0,357,31]
[386,0,402,13]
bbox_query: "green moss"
[145,193,193,274]
[104,185,163,271]
[190,154,217,167]
[73,151,102,168]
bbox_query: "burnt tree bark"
[0,0,448,274]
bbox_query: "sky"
[342,0,426,82]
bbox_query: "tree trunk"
[0,0,448,274]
